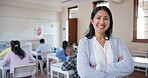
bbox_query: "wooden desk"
[132,57,148,76]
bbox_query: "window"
[68,6,78,19]
[133,0,148,43]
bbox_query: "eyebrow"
[96,15,109,17]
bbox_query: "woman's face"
[91,10,110,34]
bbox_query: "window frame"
[68,6,78,19]
[133,0,148,43]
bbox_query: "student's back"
[0,47,11,59]
[35,39,53,52]
[56,49,67,62]
[36,43,53,52]
[1,40,35,74]
[2,51,35,73]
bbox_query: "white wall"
[0,0,62,48]
[62,0,148,51]
[110,0,148,51]
[61,1,93,47]
[0,0,147,51]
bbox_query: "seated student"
[36,39,53,53]
[36,39,53,69]
[56,41,68,62]
[0,47,11,59]
[61,45,80,78]
[1,40,35,78]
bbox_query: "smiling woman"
[77,6,134,78]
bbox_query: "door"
[68,18,77,45]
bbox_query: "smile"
[98,25,105,29]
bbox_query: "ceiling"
[16,0,96,7]
[14,0,127,7]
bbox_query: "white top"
[35,43,53,52]
[92,37,113,70]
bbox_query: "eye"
[104,17,109,20]
[97,17,101,19]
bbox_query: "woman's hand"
[90,56,124,70]
[90,65,96,69]
[118,55,124,62]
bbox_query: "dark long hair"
[62,41,69,56]
[11,40,26,59]
[62,41,69,50]
[85,6,113,40]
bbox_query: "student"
[56,41,68,62]
[61,45,80,78]
[36,39,53,69]
[0,47,11,59]
[35,39,53,54]
[1,40,35,78]
[77,6,134,78]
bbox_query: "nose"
[100,18,105,24]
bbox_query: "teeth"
[98,26,105,28]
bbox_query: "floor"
[35,69,49,78]
[35,69,148,78]
[129,70,148,78]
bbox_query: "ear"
[90,19,93,24]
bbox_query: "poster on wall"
[34,25,43,39]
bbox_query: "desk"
[31,51,40,72]
[0,60,10,78]
[50,62,74,78]
[46,53,60,75]
[31,51,41,60]
[131,51,148,58]
[0,64,9,78]
[132,57,148,76]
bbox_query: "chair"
[38,51,54,75]
[13,63,36,78]
[50,62,74,78]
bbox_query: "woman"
[77,6,134,78]
[1,40,35,78]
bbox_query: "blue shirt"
[56,49,67,62]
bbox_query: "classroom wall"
[0,0,147,51]
[110,0,148,51]
[62,0,148,51]
[0,0,62,48]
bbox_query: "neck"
[95,33,106,47]
[95,33,106,41]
